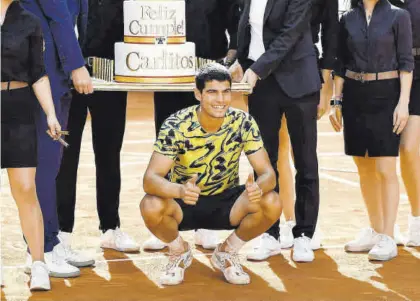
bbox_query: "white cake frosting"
[115,0,196,84]
[114,42,196,83]
[124,0,186,44]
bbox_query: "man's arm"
[246,149,276,194]
[37,0,85,73]
[250,0,313,79]
[221,0,241,65]
[319,0,339,71]
[37,0,93,94]
[143,152,183,199]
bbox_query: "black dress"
[1,1,46,168]
[335,0,414,157]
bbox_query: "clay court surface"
[1,92,419,301]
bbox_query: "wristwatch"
[330,96,343,107]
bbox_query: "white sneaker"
[279,221,295,249]
[292,234,314,262]
[310,229,322,250]
[100,228,140,253]
[30,261,50,291]
[143,234,167,251]
[344,228,379,252]
[368,234,398,261]
[246,233,282,261]
[58,231,95,267]
[211,244,250,285]
[393,225,406,246]
[160,246,193,286]
[194,229,219,250]
[25,245,80,278]
[406,215,420,247]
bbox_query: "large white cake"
[114,0,196,84]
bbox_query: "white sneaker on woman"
[368,234,398,261]
[30,261,50,291]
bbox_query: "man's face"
[195,80,232,119]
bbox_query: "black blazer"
[237,0,321,98]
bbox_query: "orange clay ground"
[1,92,419,301]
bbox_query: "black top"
[81,0,124,59]
[311,0,339,70]
[335,0,414,78]
[185,0,240,60]
[1,1,46,85]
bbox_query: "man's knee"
[260,191,281,221]
[140,194,167,228]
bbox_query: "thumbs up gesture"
[180,174,201,205]
[246,173,263,203]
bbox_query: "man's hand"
[318,70,333,120]
[245,173,262,203]
[72,66,93,95]
[180,174,201,205]
[229,61,244,83]
[225,49,238,67]
[241,68,259,89]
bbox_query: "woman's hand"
[329,105,343,132]
[393,100,409,135]
[46,114,61,140]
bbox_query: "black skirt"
[1,86,38,168]
[342,78,401,157]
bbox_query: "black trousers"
[248,75,320,239]
[56,90,127,232]
[153,92,198,136]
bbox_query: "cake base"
[114,75,195,84]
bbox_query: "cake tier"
[124,0,186,44]
[114,42,196,83]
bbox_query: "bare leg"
[375,157,400,237]
[140,195,183,244]
[353,156,383,233]
[227,191,281,242]
[278,115,295,221]
[7,168,44,262]
[400,116,420,217]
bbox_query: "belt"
[413,48,420,56]
[345,70,399,83]
[1,81,29,91]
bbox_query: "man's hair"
[195,63,232,93]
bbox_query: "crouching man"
[140,63,281,285]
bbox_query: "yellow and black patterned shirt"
[154,105,264,196]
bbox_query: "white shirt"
[248,0,268,61]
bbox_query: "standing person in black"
[330,0,413,261]
[143,0,241,251]
[1,0,62,290]
[277,0,340,252]
[56,0,140,253]
[230,0,322,263]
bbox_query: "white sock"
[167,235,185,254]
[224,232,246,253]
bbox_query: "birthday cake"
[114,0,196,84]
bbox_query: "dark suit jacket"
[237,0,321,98]
[21,0,87,101]
[311,0,339,70]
